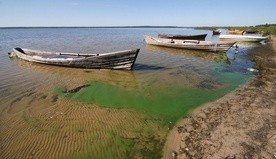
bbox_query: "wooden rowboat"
[219,35,267,42]
[144,35,235,53]
[158,33,207,40]
[9,48,140,70]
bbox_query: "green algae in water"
[54,69,251,159]
[54,71,250,124]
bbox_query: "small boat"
[244,30,259,34]
[9,48,140,70]
[227,30,245,35]
[144,35,236,53]
[219,34,267,42]
[213,30,221,35]
[158,33,207,40]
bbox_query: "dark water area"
[0,28,263,158]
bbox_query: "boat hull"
[11,48,140,70]
[219,35,267,42]
[144,35,235,53]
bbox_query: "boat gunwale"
[17,48,139,57]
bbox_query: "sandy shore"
[163,37,276,159]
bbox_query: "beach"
[163,37,276,158]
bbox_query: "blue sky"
[0,0,275,27]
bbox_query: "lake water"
[0,28,260,158]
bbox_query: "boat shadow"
[133,63,164,71]
[8,56,167,90]
[9,57,140,88]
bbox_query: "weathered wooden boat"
[144,35,236,53]
[227,29,245,35]
[9,48,140,70]
[158,33,207,40]
[219,34,267,42]
[213,30,221,35]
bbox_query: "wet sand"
[0,95,166,158]
[0,65,167,158]
[164,37,276,159]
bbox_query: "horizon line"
[0,24,274,29]
[0,26,187,29]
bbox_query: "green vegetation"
[194,27,219,31]
[195,24,276,36]
[228,24,276,36]
[54,71,249,125]
[55,82,207,124]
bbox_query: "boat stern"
[8,52,17,58]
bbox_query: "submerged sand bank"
[164,38,276,159]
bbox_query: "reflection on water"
[9,57,138,89]
[0,28,263,158]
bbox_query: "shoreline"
[163,37,276,159]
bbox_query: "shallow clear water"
[0,28,260,158]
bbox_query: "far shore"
[163,37,276,159]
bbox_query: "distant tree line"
[256,24,276,27]
[195,24,276,36]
